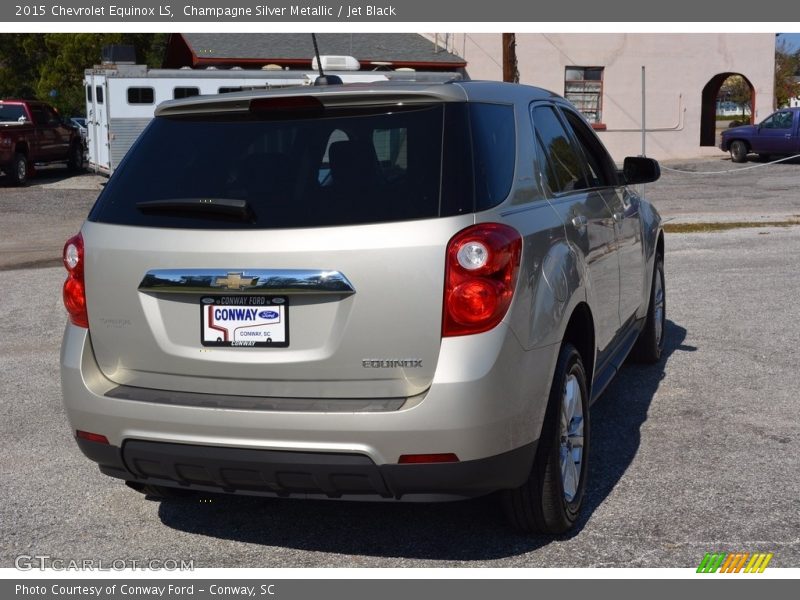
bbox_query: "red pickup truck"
[0,99,85,185]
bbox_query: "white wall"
[424,33,776,161]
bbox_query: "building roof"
[163,33,466,70]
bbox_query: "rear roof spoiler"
[154,82,468,118]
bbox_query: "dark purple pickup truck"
[0,99,84,185]
[720,107,800,163]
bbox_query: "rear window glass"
[0,105,26,122]
[90,102,514,230]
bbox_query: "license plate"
[200,296,288,347]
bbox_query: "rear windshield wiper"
[135,198,254,222]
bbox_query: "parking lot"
[1,157,799,567]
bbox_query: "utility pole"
[502,33,519,83]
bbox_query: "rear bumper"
[77,436,537,499]
[61,323,559,498]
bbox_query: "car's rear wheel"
[9,153,28,185]
[630,254,666,363]
[730,140,748,163]
[503,342,589,534]
[67,142,84,172]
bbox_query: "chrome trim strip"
[105,385,403,413]
[138,269,355,295]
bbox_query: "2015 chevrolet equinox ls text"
[60,81,664,534]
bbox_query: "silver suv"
[60,81,664,534]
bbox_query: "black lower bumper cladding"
[76,437,537,499]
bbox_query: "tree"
[0,33,167,116]
[0,34,48,99]
[774,39,800,109]
[725,75,753,119]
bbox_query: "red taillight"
[398,453,459,464]
[62,233,88,328]
[76,430,109,444]
[442,223,522,337]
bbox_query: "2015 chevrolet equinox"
[60,81,664,534]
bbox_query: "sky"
[777,32,800,51]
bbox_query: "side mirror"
[621,156,660,185]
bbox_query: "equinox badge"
[362,359,423,368]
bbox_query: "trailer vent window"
[219,87,244,94]
[86,86,92,103]
[174,87,200,100]
[128,87,155,105]
[96,86,104,104]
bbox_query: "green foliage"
[774,40,800,109]
[0,34,47,99]
[0,33,167,117]
[723,75,752,117]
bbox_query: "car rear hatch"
[81,86,514,400]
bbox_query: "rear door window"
[558,107,617,188]
[28,105,47,126]
[531,104,589,195]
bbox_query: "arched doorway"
[700,72,755,146]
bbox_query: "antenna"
[311,33,343,86]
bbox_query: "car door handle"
[571,215,588,229]
[786,134,792,139]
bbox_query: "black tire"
[630,254,666,363]
[9,152,28,185]
[730,140,748,163]
[67,142,85,172]
[503,343,590,534]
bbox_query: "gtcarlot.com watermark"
[15,554,194,571]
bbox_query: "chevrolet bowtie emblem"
[213,272,258,290]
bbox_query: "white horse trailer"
[84,64,455,175]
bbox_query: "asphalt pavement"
[1,162,799,567]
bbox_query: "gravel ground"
[646,155,800,224]
[0,166,99,270]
